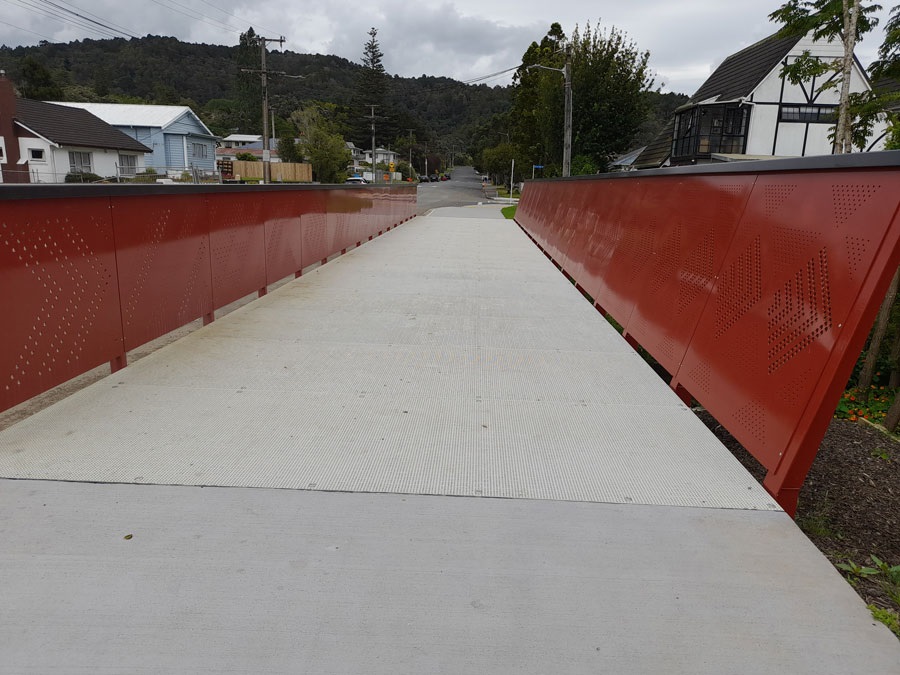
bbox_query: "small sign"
[389,162,395,171]
[533,165,544,169]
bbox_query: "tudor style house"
[635,30,889,169]
[49,102,219,176]
[0,74,150,183]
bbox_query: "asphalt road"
[414,165,492,214]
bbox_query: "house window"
[0,138,6,164]
[192,143,208,159]
[672,104,749,163]
[29,148,45,162]
[69,151,93,174]
[118,154,137,177]
[779,105,836,123]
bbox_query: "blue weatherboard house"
[50,102,218,174]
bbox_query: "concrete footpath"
[1,206,898,673]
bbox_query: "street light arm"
[525,63,566,75]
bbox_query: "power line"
[5,0,123,39]
[148,0,244,36]
[41,0,140,38]
[0,17,55,41]
[192,0,282,38]
[37,0,139,38]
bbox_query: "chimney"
[0,72,28,183]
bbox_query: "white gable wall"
[746,33,887,157]
[18,138,146,183]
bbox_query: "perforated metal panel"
[206,193,268,308]
[0,198,123,411]
[517,166,900,513]
[112,194,213,351]
[263,193,306,284]
[1,185,416,414]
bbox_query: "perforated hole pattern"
[766,248,832,374]
[733,399,766,444]
[714,236,762,338]
[763,184,796,218]
[677,230,715,315]
[688,360,711,394]
[831,184,880,225]
[648,224,681,295]
[773,226,818,275]
[2,216,111,393]
[844,235,870,282]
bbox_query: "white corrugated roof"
[224,134,262,142]
[48,102,215,135]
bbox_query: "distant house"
[346,141,366,169]
[634,30,888,169]
[49,102,219,175]
[221,133,262,148]
[0,74,150,184]
[215,139,280,163]
[365,147,399,167]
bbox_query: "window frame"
[779,104,837,123]
[29,148,46,162]
[68,151,93,174]
[118,153,137,177]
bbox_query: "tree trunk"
[888,324,900,388]
[858,265,900,402]
[836,0,860,154]
[885,385,900,431]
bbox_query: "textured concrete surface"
[2,479,898,675]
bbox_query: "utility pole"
[407,128,415,180]
[562,43,572,178]
[245,35,284,184]
[368,105,379,183]
[241,38,302,183]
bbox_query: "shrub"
[64,172,103,183]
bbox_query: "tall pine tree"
[351,28,395,150]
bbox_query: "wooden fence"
[232,161,312,183]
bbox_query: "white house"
[0,75,150,184]
[364,147,399,167]
[221,133,262,148]
[635,30,889,169]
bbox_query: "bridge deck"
[1,206,898,672]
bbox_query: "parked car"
[419,176,430,182]
[345,176,368,184]
[429,175,439,182]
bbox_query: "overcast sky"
[0,0,895,95]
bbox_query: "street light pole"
[526,46,572,178]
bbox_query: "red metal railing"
[516,154,900,515]
[1,184,416,413]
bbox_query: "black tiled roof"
[692,32,801,103]
[15,99,150,153]
[633,32,802,170]
[633,118,675,169]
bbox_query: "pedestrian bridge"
[1,165,899,672]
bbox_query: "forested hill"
[0,35,511,144]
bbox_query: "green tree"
[277,136,303,163]
[507,21,653,174]
[293,106,351,182]
[235,27,262,134]
[19,55,63,100]
[769,0,883,153]
[350,28,395,149]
